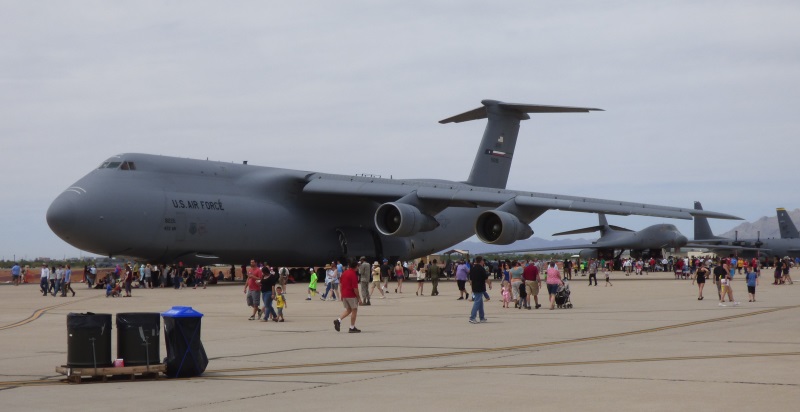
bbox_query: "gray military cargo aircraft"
[46,100,740,266]
[477,213,689,261]
[692,202,800,259]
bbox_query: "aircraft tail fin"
[693,201,718,239]
[777,208,800,238]
[440,100,602,189]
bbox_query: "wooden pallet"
[55,363,166,384]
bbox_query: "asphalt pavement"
[0,271,798,411]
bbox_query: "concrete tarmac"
[1,272,798,411]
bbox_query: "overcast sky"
[2,1,799,260]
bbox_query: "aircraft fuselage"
[46,154,481,266]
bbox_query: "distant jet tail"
[693,201,719,239]
[598,213,610,234]
[552,213,633,236]
[777,208,800,238]
[440,100,602,189]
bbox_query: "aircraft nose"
[46,193,78,241]
[675,235,688,247]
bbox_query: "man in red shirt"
[522,260,541,309]
[334,260,363,333]
[244,259,263,320]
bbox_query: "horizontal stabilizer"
[552,225,633,236]
[439,100,603,124]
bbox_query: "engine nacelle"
[579,249,599,260]
[475,210,533,245]
[375,202,439,237]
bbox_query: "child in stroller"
[555,278,572,309]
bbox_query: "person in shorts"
[455,260,470,300]
[244,259,263,320]
[334,260,362,333]
[523,260,541,309]
[369,261,385,299]
[275,285,287,322]
[713,261,727,301]
[11,263,21,286]
[306,267,318,300]
[719,269,739,307]
[745,267,759,302]
[545,261,563,310]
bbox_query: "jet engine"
[474,211,533,245]
[579,249,599,260]
[374,202,439,237]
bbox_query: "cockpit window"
[96,161,134,170]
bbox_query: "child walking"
[275,286,287,322]
[306,267,318,300]
[502,282,511,308]
[604,268,613,287]
[745,268,759,302]
[719,272,739,307]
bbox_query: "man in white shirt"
[89,265,98,288]
[40,265,50,296]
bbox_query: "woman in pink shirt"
[545,261,563,310]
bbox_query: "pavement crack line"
[168,371,411,410]
[205,304,800,375]
[0,295,102,331]
[192,351,800,379]
[518,372,800,387]
[1,305,797,390]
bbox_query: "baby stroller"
[555,279,572,309]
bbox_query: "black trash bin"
[116,312,161,367]
[161,306,208,377]
[66,313,113,368]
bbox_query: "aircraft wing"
[684,243,768,252]
[481,243,601,255]
[302,173,742,220]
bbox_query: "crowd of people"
[16,251,795,330]
[36,263,76,297]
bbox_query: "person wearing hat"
[321,263,338,301]
[369,261,386,299]
[358,256,372,306]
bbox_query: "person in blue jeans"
[260,269,279,321]
[468,256,492,324]
[321,263,338,301]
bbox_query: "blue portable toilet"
[161,306,208,377]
